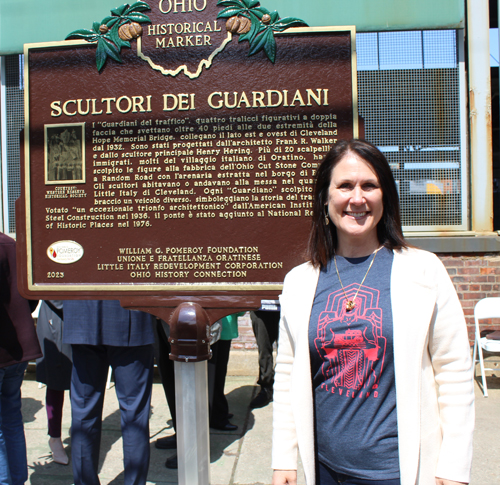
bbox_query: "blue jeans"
[0,362,28,485]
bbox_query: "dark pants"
[318,462,401,485]
[46,388,65,438]
[209,339,232,426]
[250,311,280,390]
[70,344,154,485]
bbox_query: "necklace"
[334,247,382,311]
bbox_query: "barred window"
[357,30,467,231]
[3,54,24,233]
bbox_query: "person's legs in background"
[209,339,236,430]
[250,311,280,408]
[46,388,69,465]
[0,362,29,485]
[70,344,108,485]
[155,320,177,451]
[111,344,154,485]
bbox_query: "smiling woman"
[325,152,384,257]
[271,139,474,485]
[308,139,407,266]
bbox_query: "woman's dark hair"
[307,139,407,267]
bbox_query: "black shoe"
[250,389,273,409]
[155,434,177,449]
[210,421,238,431]
[165,454,178,469]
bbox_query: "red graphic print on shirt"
[314,284,387,397]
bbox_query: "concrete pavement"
[20,351,499,484]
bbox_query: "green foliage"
[66,2,151,72]
[216,0,308,63]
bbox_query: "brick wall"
[232,312,257,350]
[439,253,500,344]
[231,253,500,350]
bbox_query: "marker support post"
[168,302,212,485]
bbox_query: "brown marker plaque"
[18,1,357,302]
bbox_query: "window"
[357,30,467,231]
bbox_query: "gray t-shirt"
[308,247,399,480]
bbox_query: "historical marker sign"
[18,0,357,298]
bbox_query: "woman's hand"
[272,469,297,485]
[435,478,468,485]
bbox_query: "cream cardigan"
[272,248,474,485]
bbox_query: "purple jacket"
[0,232,41,368]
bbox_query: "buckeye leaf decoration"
[66,2,151,72]
[217,0,308,63]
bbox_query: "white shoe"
[49,437,69,465]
